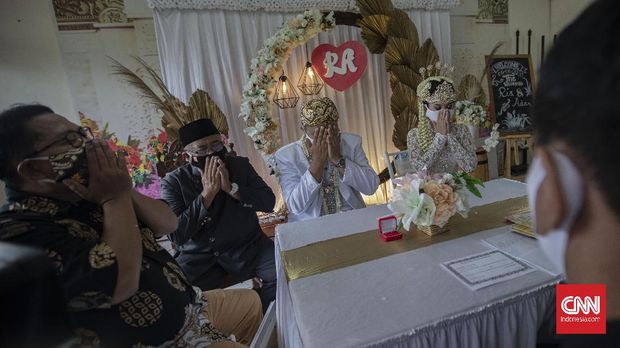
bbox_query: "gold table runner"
[281,196,528,281]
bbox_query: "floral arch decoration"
[239,9,336,173]
[240,0,484,175]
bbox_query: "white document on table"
[483,232,538,258]
[482,232,562,276]
[442,250,535,290]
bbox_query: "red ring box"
[378,215,403,242]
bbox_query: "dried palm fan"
[457,74,487,106]
[161,95,189,140]
[109,57,175,117]
[456,41,504,107]
[414,39,440,72]
[392,107,418,150]
[389,65,422,90]
[188,89,229,137]
[388,9,419,44]
[357,0,394,17]
[385,34,439,148]
[109,56,229,143]
[390,83,418,150]
[390,83,417,118]
[358,15,391,53]
[384,37,417,72]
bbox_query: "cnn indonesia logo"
[556,284,606,334]
[561,296,600,315]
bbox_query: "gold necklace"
[299,136,342,215]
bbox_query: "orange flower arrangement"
[422,182,458,228]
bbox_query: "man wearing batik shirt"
[275,97,380,222]
[0,104,261,347]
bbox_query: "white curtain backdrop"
[153,8,451,206]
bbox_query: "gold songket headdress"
[416,62,457,152]
[416,62,456,105]
[298,97,342,216]
[300,97,339,127]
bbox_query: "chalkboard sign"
[485,55,535,134]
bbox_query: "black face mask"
[190,148,228,170]
[28,146,90,186]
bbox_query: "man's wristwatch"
[332,157,346,169]
[228,182,239,196]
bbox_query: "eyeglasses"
[186,141,225,157]
[26,127,94,158]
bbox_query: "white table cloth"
[275,179,561,347]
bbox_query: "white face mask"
[425,107,454,122]
[526,151,584,275]
[425,107,439,122]
[305,133,314,144]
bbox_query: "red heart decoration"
[311,41,368,92]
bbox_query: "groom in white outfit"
[275,97,379,222]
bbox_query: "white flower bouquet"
[388,172,484,234]
[455,100,492,128]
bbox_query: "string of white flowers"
[239,10,336,174]
[483,123,500,152]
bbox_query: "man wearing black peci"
[161,118,276,311]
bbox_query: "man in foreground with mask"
[0,105,262,347]
[275,97,379,222]
[528,0,619,345]
[161,118,276,312]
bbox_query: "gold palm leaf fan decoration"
[358,15,391,53]
[188,90,229,137]
[392,107,418,150]
[414,39,440,73]
[390,78,418,150]
[388,9,419,46]
[161,95,190,139]
[109,56,229,143]
[384,37,417,72]
[389,83,417,119]
[355,0,442,182]
[357,0,394,17]
[389,65,422,90]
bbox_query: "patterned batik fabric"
[406,123,478,174]
[0,193,230,347]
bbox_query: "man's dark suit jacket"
[160,156,275,283]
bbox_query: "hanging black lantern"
[297,61,324,95]
[273,74,300,109]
